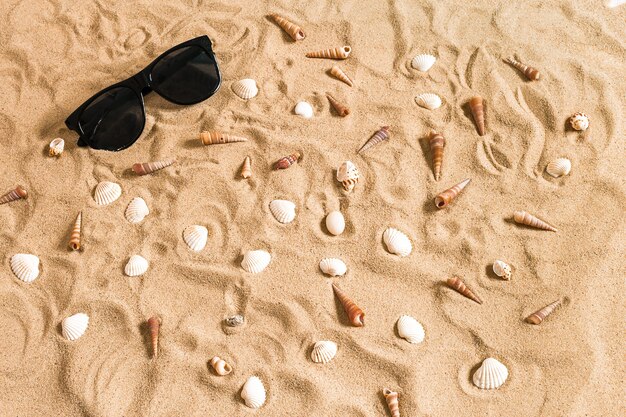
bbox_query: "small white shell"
[396,315,425,344]
[49,138,65,156]
[411,54,436,72]
[241,250,271,273]
[294,101,314,119]
[93,181,122,206]
[62,313,89,341]
[269,199,296,224]
[241,376,266,409]
[415,93,442,110]
[183,225,208,252]
[125,197,149,224]
[546,158,571,178]
[325,211,345,236]
[383,228,412,257]
[319,258,347,276]
[310,341,338,364]
[231,78,258,100]
[124,255,149,277]
[10,254,40,283]
[492,260,512,280]
[336,160,360,192]
[569,112,589,131]
[472,357,509,389]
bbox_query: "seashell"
[546,158,571,178]
[68,211,82,251]
[513,211,557,232]
[199,131,248,145]
[396,315,425,344]
[124,255,149,277]
[210,356,233,375]
[269,199,296,224]
[147,316,160,358]
[383,228,412,257]
[325,211,345,236]
[383,388,400,417]
[415,93,442,110]
[326,94,350,117]
[526,299,561,325]
[241,250,271,273]
[132,159,175,175]
[231,78,258,100]
[241,376,266,409]
[569,112,589,131]
[358,126,390,154]
[10,253,40,283]
[183,225,208,251]
[93,181,121,206]
[294,101,314,119]
[472,358,508,389]
[446,277,482,304]
[0,185,28,205]
[504,56,540,81]
[225,314,245,327]
[492,260,512,280]
[469,96,486,136]
[606,0,626,7]
[125,197,149,224]
[429,131,445,181]
[269,13,305,41]
[306,46,351,59]
[330,65,353,86]
[274,152,301,170]
[49,138,64,156]
[332,283,364,327]
[310,341,337,364]
[434,178,471,209]
[336,160,360,193]
[62,313,89,341]
[411,53,436,72]
[241,156,252,179]
[319,258,347,276]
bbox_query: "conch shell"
[513,211,557,232]
[446,277,482,304]
[434,179,471,209]
[68,211,82,251]
[469,96,485,136]
[526,299,561,324]
[269,13,305,41]
[504,56,540,81]
[306,46,351,59]
[330,65,353,86]
[332,283,364,327]
[199,131,248,145]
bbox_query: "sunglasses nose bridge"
[131,71,152,90]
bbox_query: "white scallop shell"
[269,199,296,224]
[472,357,509,389]
[319,258,347,276]
[492,260,512,280]
[294,101,314,119]
[49,138,65,156]
[94,181,122,206]
[415,93,442,110]
[231,78,258,100]
[62,313,89,341]
[570,113,589,131]
[10,254,40,283]
[546,158,571,178]
[183,225,208,252]
[241,376,266,409]
[310,341,338,364]
[396,315,425,344]
[383,228,412,257]
[411,54,436,72]
[241,250,271,273]
[325,211,345,236]
[125,197,149,224]
[124,255,149,277]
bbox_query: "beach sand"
[0,0,625,415]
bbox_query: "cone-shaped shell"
[504,57,540,81]
[124,255,149,277]
[325,211,345,236]
[383,228,412,257]
[241,250,271,273]
[434,178,471,209]
[526,299,561,325]
[269,13,305,41]
[132,159,175,175]
[569,112,589,131]
[62,313,89,341]
[306,46,351,59]
[397,315,425,344]
[68,211,82,251]
[274,152,301,170]
[294,101,314,119]
[310,341,337,364]
[319,258,347,276]
[183,225,208,251]
[415,93,442,110]
[0,185,28,205]
[546,158,571,178]
[231,79,258,100]
[358,126,390,154]
[327,94,350,117]
[49,138,65,156]
[10,253,40,283]
[241,376,266,409]
[210,356,233,375]
[241,156,252,179]
[332,283,364,327]
[492,260,512,280]
[411,53,436,72]
[269,199,296,224]
[147,316,160,358]
[429,132,445,181]
[330,65,353,86]
[472,358,508,389]
[125,197,149,224]
[469,96,486,136]
[93,181,121,206]
[447,277,482,304]
[336,161,360,192]
[513,211,557,232]
[383,388,400,417]
[200,131,248,145]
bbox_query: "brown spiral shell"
[68,211,82,251]
[383,388,400,417]
[132,159,175,175]
[434,178,471,209]
[330,65,353,86]
[513,211,557,232]
[241,156,252,179]
[0,185,28,205]
[199,131,248,145]
[274,152,301,170]
[332,283,364,327]
[504,57,540,81]
[469,96,486,136]
[358,126,390,154]
[326,94,350,117]
[306,46,351,59]
[526,299,561,325]
[269,14,305,41]
[429,132,445,181]
[147,316,161,359]
[446,277,482,304]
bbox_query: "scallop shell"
[62,313,89,341]
[325,211,345,236]
[241,376,266,409]
[183,225,208,252]
[310,341,338,364]
[93,181,121,206]
[396,315,425,344]
[546,158,571,178]
[319,258,347,276]
[472,357,509,389]
[411,54,436,72]
[269,200,296,224]
[415,93,442,110]
[49,138,64,156]
[10,253,40,283]
[294,101,314,119]
[383,228,412,257]
[125,197,149,224]
[336,160,360,192]
[231,79,258,100]
[241,250,271,273]
[492,260,512,280]
[124,255,149,277]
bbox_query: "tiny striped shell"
[492,260,512,280]
[526,299,561,324]
[231,79,258,100]
[132,159,175,175]
[330,65,354,86]
[383,228,412,257]
[93,181,121,206]
[513,211,557,232]
[319,258,347,276]
[68,211,82,251]
[10,254,40,283]
[183,225,208,251]
[294,101,314,119]
[124,255,149,277]
[49,138,65,156]
[306,46,351,59]
[269,14,305,41]
[241,376,266,409]
[125,197,149,224]
[62,313,89,341]
[472,358,509,389]
[325,211,345,236]
[269,199,296,224]
[546,158,571,178]
[411,54,436,72]
[415,93,442,110]
[396,315,425,344]
[310,341,337,363]
[569,113,589,131]
[326,94,350,117]
[241,250,271,273]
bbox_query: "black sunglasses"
[65,35,221,151]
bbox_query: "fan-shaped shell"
[93,181,121,206]
[294,101,314,119]
[125,197,149,224]
[411,54,436,72]
[241,376,266,409]
[183,225,208,252]
[319,258,347,276]
[124,255,149,277]
[415,93,442,110]
[492,260,512,280]
[269,200,296,224]
[241,250,271,273]
[472,357,509,389]
[325,211,345,236]
[231,79,258,100]
[396,315,425,344]
[10,253,40,283]
[310,341,338,364]
[62,313,89,341]
[383,228,412,257]
[546,158,571,178]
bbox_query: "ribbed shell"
[434,178,471,209]
[357,126,390,154]
[93,181,122,206]
[415,93,442,110]
[49,138,65,156]
[325,211,345,236]
[269,199,296,224]
[492,260,512,280]
[383,228,412,257]
[269,14,305,41]
[469,96,486,136]
[330,65,354,86]
[472,358,509,389]
[62,313,89,341]
[569,112,589,131]
[546,158,571,178]
[526,299,561,325]
[336,161,360,192]
[124,255,149,277]
[125,197,149,224]
[10,254,40,283]
[183,225,208,251]
[513,211,557,232]
[132,159,175,175]
[319,258,347,276]
[241,376,266,409]
[504,57,540,81]
[305,46,351,59]
[396,315,425,344]
[68,211,82,251]
[294,101,314,118]
[411,54,436,72]
[383,389,400,417]
[310,341,337,364]
[231,79,258,100]
[241,250,271,273]
[326,94,350,117]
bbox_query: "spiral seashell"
[183,225,208,251]
[526,299,561,325]
[546,158,571,178]
[210,356,233,375]
[147,316,160,358]
[332,283,364,327]
[492,260,512,280]
[319,258,347,277]
[199,131,248,145]
[0,185,28,205]
[383,228,412,257]
[225,314,245,327]
[383,388,400,417]
[132,158,175,175]
[569,112,589,131]
[429,131,445,181]
[396,315,425,344]
[504,56,540,81]
[336,160,360,193]
[241,376,266,409]
[49,138,64,156]
[325,211,345,236]
[326,94,350,117]
[93,181,121,206]
[231,78,258,100]
[10,253,40,283]
[68,211,82,251]
[294,101,314,119]
[434,178,471,209]
[241,156,252,179]
[330,65,353,86]
[274,152,301,170]
[472,358,508,389]
[125,197,149,224]
[411,53,436,72]
[310,341,337,364]
[415,93,442,110]
[124,255,149,277]
[269,199,296,224]
[306,46,351,59]
[241,250,271,273]
[269,13,305,41]
[62,313,89,341]
[513,211,557,232]
[469,96,486,136]
[358,126,390,154]
[446,277,482,304]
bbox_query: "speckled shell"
[383,228,412,257]
[241,376,266,409]
[492,260,512,280]
[210,356,233,375]
[336,161,360,192]
[325,211,345,236]
[231,79,258,100]
[10,253,40,283]
[396,315,425,344]
[93,181,121,206]
[183,225,208,251]
[472,358,509,389]
[546,158,571,178]
[62,313,89,341]
[241,250,271,273]
[415,93,442,110]
[294,101,314,118]
[125,197,149,224]
[569,113,589,131]
[124,255,149,277]
[269,199,296,224]
[411,54,436,72]
[310,341,337,364]
[49,138,64,156]
[319,258,347,276]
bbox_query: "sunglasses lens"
[78,87,144,151]
[151,45,220,104]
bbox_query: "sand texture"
[1,0,625,415]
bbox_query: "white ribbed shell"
[125,197,149,224]
[62,313,89,341]
[241,376,266,409]
[310,341,338,364]
[269,200,296,224]
[383,228,412,257]
[10,254,40,283]
[183,225,208,252]
[232,79,258,100]
[93,181,122,206]
[546,158,571,178]
[472,357,509,389]
[319,258,347,276]
[396,315,425,344]
[325,211,345,236]
[415,93,442,110]
[124,255,149,277]
[294,101,314,118]
[241,250,271,273]
[411,54,436,72]
[492,260,512,280]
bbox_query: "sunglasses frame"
[65,35,221,150]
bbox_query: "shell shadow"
[184,138,202,149]
[485,264,500,280]
[138,321,152,359]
